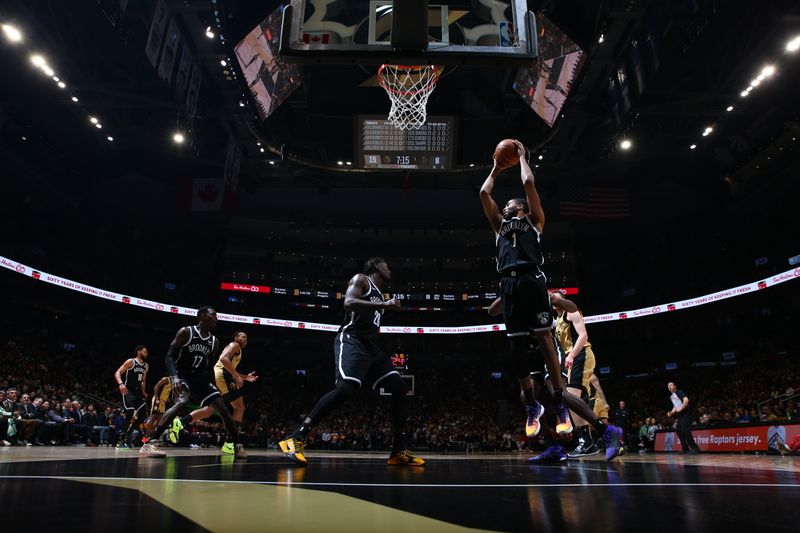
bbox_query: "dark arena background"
[1,1,800,532]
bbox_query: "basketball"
[494,139,520,167]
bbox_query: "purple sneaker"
[525,402,545,437]
[603,425,623,461]
[529,445,567,463]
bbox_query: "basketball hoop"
[377,64,438,130]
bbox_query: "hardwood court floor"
[1,447,798,532]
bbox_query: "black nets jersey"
[339,276,384,339]
[176,325,218,379]
[123,359,147,391]
[495,216,544,274]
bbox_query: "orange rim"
[377,64,439,96]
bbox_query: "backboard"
[279,0,538,67]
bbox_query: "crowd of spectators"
[2,307,799,454]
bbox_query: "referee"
[667,382,701,454]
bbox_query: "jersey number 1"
[511,234,517,248]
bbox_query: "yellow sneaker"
[279,438,308,465]
[387,450,426,466]
[525,402,545,437]
[168,418,184,444]
[221,442,235,455]
[555,403,573,435]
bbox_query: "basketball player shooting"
[480,139,572,436]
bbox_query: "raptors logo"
[758,281,767,290]
[32,271,41,280]
[619,313,628,319]
[298,323,306,329]
[667,304,676,312]
[492,325,500,331]
[170,306,179,313]
[253,318,261,325]
[416,328,424,334]
[122,296,131,304]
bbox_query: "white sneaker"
[1,440,10,446]
[139,442,167,458]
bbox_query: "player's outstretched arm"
[516,141,545,232]
[480,162,504,234]
[343,274,399,311]
[165,327,191,379]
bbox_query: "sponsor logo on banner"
[170,306,179,313]
[758,281,767,290]
[284,321,292,328]
[795,267,800,277]
[15,264,25,273]
[32,271,41,280]
[253,318,260,325]
[156,304,165,311]
[771,270,800,284]
[619,313,627,319]
[651,306,661,314]
[492,325,500,331]
[298,323,305,329]
[667,304,676,311]
[122,297,131,304]
[403,327,412,333]
[417,328,424,334]
[767,426,787,450]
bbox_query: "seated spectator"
[16,393,43,445]
[734,408,750,423]
[83,404,110,446]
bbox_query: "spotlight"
[726,105,733,112]
[220,60,227,66]
[259,147,265,153]
[95,123,102,129]
[42,65,55,77]
[690,144,696,149]
[52,76,59,82]
[761,65,775,77]
[620,139,632,150]
[71,96,78,102]
[89,116,98,124]
[704,126,713,134]
[787,36,800,52]
[173,132,185,144]
[538,155,543,160]
[107,136,114,142]
[30,54,45,67]
[346,161,352,165]
[740,89,750,97]
[337,161,343,165]
[57,81,66,89]
[2,24,22,43]
[751,79,760,87]
[205,26,215,39]
[598,34,604,43]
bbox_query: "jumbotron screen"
[356,115,455,170]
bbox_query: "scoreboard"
[356,115,455,170]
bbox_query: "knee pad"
[335,379,359,400]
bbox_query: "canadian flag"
[302,32,331,44]
[177,178,224,211]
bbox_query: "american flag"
[559,185,631,219]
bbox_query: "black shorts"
[334,332,398,390]
[179,376,221,408]
[122,393,146,417]
[500,269,553,336]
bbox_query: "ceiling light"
[598,34,604,44]
[268,160,275,165]
[740,90,750,97]
[2,24,22,43]
[704,126,713,134]
[95,123,102,129]
[107,136,114,142]
[751,78,760,87]
[620,139,632,150]
[57,81,66,89]
[239,101,245,107]
[726,105,733,112]
[220,60,227,66]
[205,26,215,39]
[30,54,46,67]
[42,65,55,77]
[173,132,185,144]
[761,65,775,77]
[52,76,59,82]
[337,161,343,165]
[89,116,98,124]
[71,96,78,102]
[690,144,696,149]
[538,155,543,160]
[259,147,265,153]
[787,36,800,52]
[346,161,352,165]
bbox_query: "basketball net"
[377,64,438,130]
